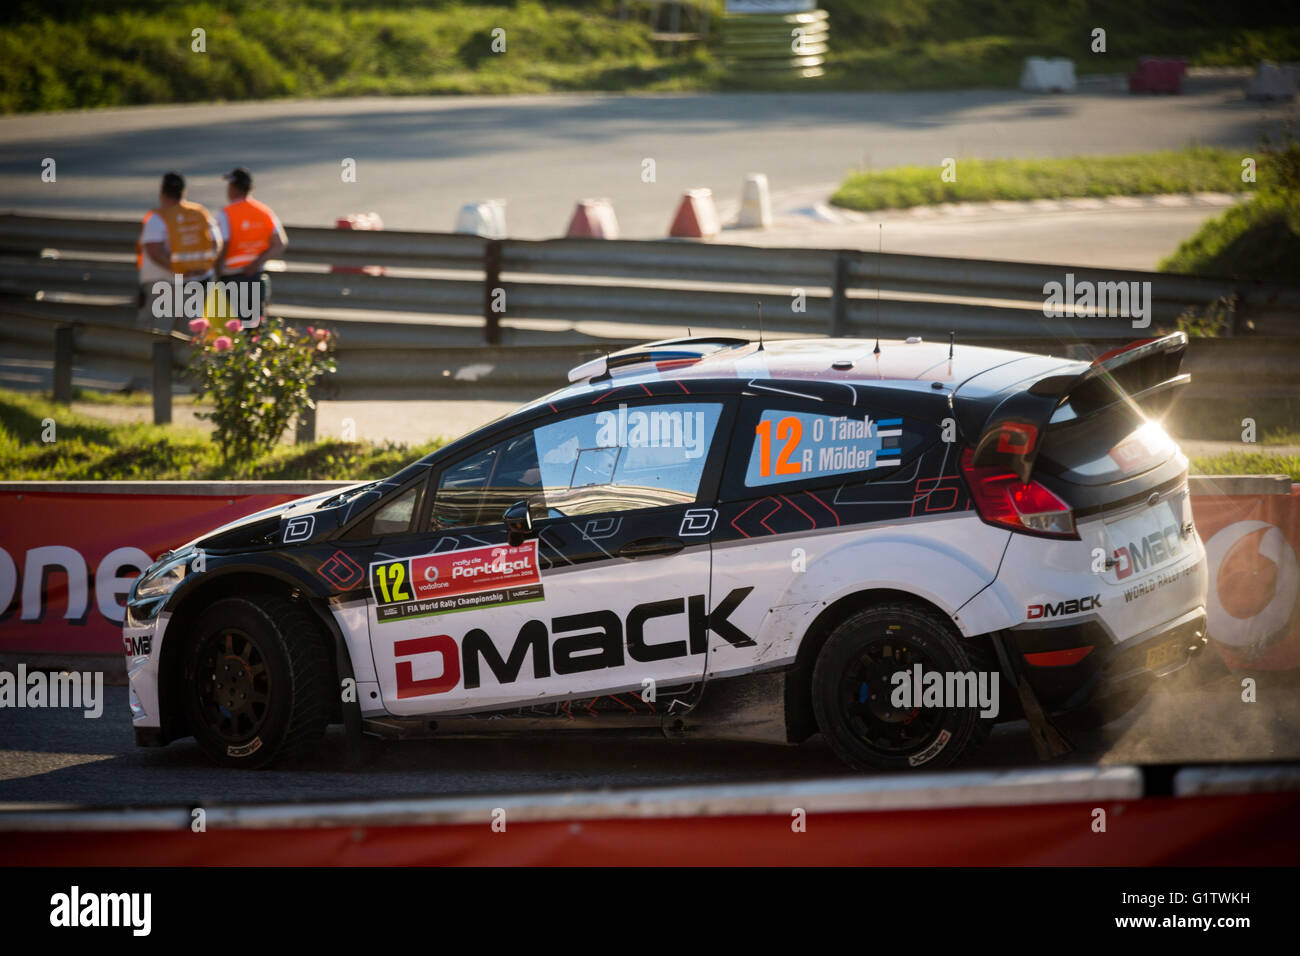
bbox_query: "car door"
[364,396,736,717]
[707,393,949,681]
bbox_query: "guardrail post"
[484,239,502,346]
[296,391,317,445]
[151,338,172,425]
[53,326,74,403]
[830,251,849,337]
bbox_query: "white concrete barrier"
[455,199,507,239]
[1247,62,1298,101]
[738,173,772,229]
[1020,57,1076,93]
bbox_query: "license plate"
[1145,639,1181,671]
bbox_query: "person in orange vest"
[136,171,223,330]
[215,167,287,325]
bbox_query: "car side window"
[368,485,420,536]
[430,431,543,530]
[532,401,723,517]
[429,401,724,529]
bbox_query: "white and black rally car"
[124,332,1208,770]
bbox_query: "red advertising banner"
[4,483,1300,671]
[0,489,300,656]
[1194,486,1300,672]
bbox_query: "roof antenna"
[873,223,882,356]
[756,301,765,351]
[949,329,955,360]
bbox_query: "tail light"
[960,448,1077,539]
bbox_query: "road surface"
[0,668,1295,809]
[0,76,1280,254]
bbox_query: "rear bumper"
[1007,606,1208,720]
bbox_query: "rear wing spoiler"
[971,332,1189,482]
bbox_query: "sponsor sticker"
[370,541,544,623]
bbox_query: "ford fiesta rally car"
[124,332,1208,770]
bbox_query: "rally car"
[124,332,1208,770]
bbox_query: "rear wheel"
[812,602,994,771]
[181,595,333,769]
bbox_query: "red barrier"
[0,486,321,657]
[1128,57,1186,94]
[2,792,1297,866]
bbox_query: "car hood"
[183,480,378,553]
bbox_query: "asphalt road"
[0,77,1280,243]
[1,668,1296,810]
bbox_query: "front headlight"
[134,552,191,600]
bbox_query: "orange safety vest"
[135,211,154,270]
[135,201,219,275]
[221,196,278,272]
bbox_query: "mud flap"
[991,631,1074,760]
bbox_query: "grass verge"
[1191,452,1300,482]
[830,147,1255,212]
[0,389,442,480]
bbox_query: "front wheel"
[811,602,994,771]
[181,595,333,769]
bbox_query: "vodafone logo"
[0,545,152,624]
[1205,520,1299,650]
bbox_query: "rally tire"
[181,595,333,769]
[811,602,993,772]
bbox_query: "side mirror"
[504,500,534,547]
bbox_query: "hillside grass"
[1160,188,1300,280]
[1,1,1298,112]
[0,389,442,480]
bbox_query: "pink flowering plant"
[186,316,337,464]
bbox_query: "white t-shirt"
[138,209,223,284]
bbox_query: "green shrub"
[186,316,337,466]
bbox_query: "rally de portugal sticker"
[370,541,544,622]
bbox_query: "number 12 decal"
[374,560,411,604]
[755,417,803,478]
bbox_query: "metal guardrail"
[2,212,1299,432]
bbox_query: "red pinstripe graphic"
[633,692,657,713]
[586,697,602,714]
[805,490,841,526]
[730,498,774,538]
[609,694,637,713]
[757,498,783,534]
[548,403,557,412]
[676,380,690,393]
[561,701,573,719]
[780,494,817,529]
